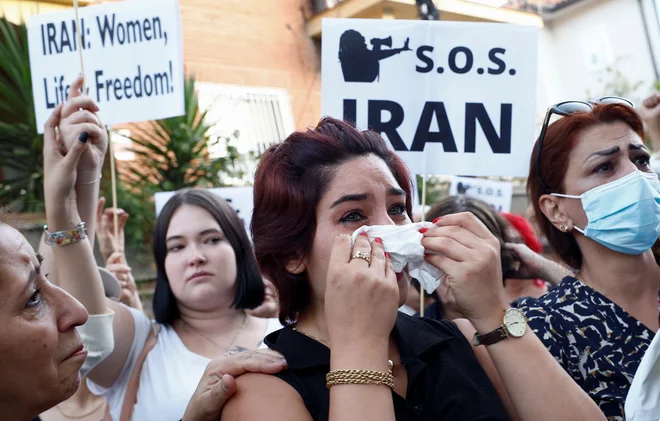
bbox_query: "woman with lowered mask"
[222,117,605,421]
[520,99,660,420]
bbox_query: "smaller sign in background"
[448,176,513,213]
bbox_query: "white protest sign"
[321,19,538,177]
[28,0,184,133]
[154,187,254,235]
[448,176,513,213]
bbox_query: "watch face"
[504,308,527,338]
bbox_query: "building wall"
[180,0,322,130]
[2,0,323,131]
[538,0,659,111]
[1,1,75,24]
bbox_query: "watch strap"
[472,326,509,346]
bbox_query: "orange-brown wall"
[4,0,323,129]
[180,0,322,129]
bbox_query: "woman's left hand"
[422,212,509,332]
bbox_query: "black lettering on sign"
[123,77,133,99]
[60,20,73,53]
[343,99,357,123]
[125,20,143,43]
[410,102,458,152]
[46,23,58,54]
[143,18,153,40]
[415,45,434,73]
[448,47,473,74]
[144,74,153,96]
[464,103,512,154]
[367,100,408,151]
[94,63,173,103]
[488,48,506,75]
[43,75,78,108]
[97,14,164,47]
[97,14,116,47]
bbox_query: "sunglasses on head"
[534,96,635,192]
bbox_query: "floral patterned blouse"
[516,276,659,421]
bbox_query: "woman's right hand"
[504,242,568,287]
[422,213,509,333]
[106,252,143,310]
[504,242,546,279]
[324,234,398,358]
[182,350,287,421]
[96,197,129,262]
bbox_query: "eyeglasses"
[534,96,635,192]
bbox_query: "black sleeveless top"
[264,313,510,421]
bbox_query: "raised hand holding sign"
[56,75,108,184]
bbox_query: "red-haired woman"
[520,99,660,420]
[221,117,605,421]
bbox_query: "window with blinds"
[196,82,296,159]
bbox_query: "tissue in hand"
[350,222,443,294]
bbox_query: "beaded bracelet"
[326,360,395,389]
[44,222,88,246]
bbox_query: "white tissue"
[350,222,443,294]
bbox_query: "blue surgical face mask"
[552,171,660,255]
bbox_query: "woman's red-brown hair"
[527,103,645,269]
[251,117,414,325]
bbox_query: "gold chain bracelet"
[326,360,395,389]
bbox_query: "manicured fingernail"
[419,228,428,234]
[374,237,383,244]
[424,253,430,258]
[432,217,442,224]
[385,252,391,259]
[78,131,89,143]
[94,104,100,111]
[359,232,368,237]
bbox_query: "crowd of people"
[0,73,659,421]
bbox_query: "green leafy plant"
[588,62,644,104]
[0,17,44,212]
[108,74,250,250]
[122,74,246,192]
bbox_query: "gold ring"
[351,250,371,264]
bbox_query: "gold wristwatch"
[472,308,527,346]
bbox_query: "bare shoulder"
[222,373,313,421]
